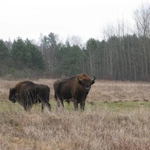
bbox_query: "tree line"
[1,3,150,81]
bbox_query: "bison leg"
[41,101,51,112]
[24,106,28,112]
[60,99,64,107]
[45,101,51,112]
[65,99,70,105]
[41,103,45,112]
[56,97,62,107]
[23,95,32,112]
[56,99,61,107]
[56,98,64,108]
[74,100,78,110]
[55,95,61,108]
[80,101,85,111]
[37,95,51,112]
[24,104,31,112]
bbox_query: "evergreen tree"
[11,38,27,70]
[0,39,10,76]
[0,40,9,61]
[11,38,45,77]
[25,40,45,71]
[55,42,84,76]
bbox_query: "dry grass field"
[0,78,150,150]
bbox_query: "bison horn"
[91,75,96,84]
[78,75,83,85]
[77,75,82,82]
[92,75,96,81]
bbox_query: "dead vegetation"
[0,79,150,150]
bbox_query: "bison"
[9,81,51,112]
[53,73,96,111]
[53,79,71,107]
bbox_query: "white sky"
[0,0,149,43]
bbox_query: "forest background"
[1,4,150,81]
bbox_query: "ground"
[0,79,150,150]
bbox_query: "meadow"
[0,78,150,150]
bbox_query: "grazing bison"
[9,81,51,112]
[53,73,96,111]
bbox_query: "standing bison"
[9,81,51,112]
[53,73,96,111]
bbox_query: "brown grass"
[0,79,150,150]
[88,80,150,102]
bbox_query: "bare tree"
[134,3,150,37]
[133,3,150,80]
[67,35,83,48]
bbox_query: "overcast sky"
[0,0,149,43]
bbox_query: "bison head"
[9,88,17,103]
[78,75,96,94]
